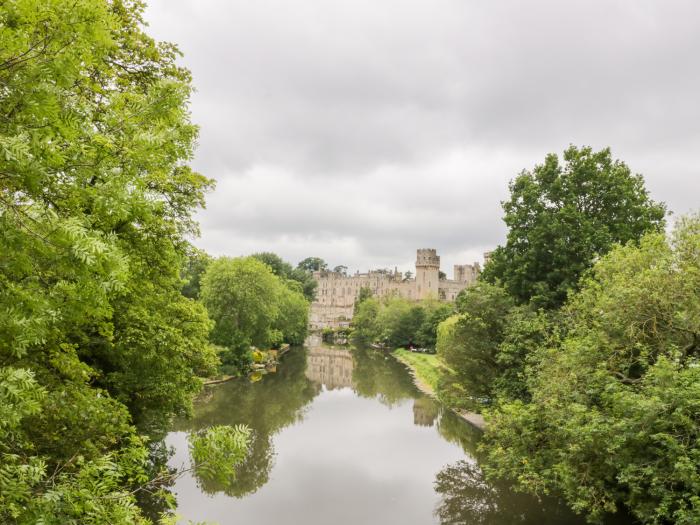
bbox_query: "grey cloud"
[146,0,700,270]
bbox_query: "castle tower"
[453,262,481,285]
[415,248,440,299]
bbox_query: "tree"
[181,246,213,299]
[376,297,425,348]
[414,300,454,349]
[201,257,282,370]
[289,267,318,302]
[436,283,515,410]
[351,297,382,345]
[273,284,309,346]
[253,252,317,301]
[483,216,700,525]
[482,145,666,309]
[353,286,374,316]
[201,256,309,372]
[252,252,293,278]
[297,256,328,272]
[0,1,248,522]
[333,264,348,275]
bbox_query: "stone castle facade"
[309,248,480,330]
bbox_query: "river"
[166,339,587,524]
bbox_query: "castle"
[309,248,480,329]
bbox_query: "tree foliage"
[189,425,251,487]
[0,1,246,522]
[437,283,557,409]
[482,145,666,308]
[483,216,700,524]
[351,296,453,349]
[297,256,327,273]
[201,256,309,372]
[436,283,515,410]
[252,252,318,301]
[181,246,213,299]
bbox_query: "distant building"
[309,248,483,329]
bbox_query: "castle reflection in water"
[304,339,439,427]
[305,345,354,390]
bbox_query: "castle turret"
[454,262,481,284]
[415,248,440,299]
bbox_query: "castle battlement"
[416,248,440,268]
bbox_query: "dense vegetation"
[482,146,666,308]
[352,296,454,349]
[2,0,695,522]
[200,256,309,374]
[435,147,698,524]
[0,1,272,522]
[251,252,318,302]
[483,218,700,524]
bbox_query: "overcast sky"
[144,0,699,275]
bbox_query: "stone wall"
[309,248,484,329]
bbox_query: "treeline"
[0,2,300,523]
[435,147,699,524]
[352,295,453,350]
[181,251,313,374]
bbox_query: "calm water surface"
[166,338,585,524]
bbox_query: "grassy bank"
[392,349,444,394]
[393,348,486,430]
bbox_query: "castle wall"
[309,249,484,329]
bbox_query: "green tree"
[414,300,454,349]
[377,297,425,348]
[483,145,666,309]
[181,246,213,299]
[483,216,700,525]
[0,1,249,522]
[201,257,282,370]
[289,266,318,302]
[253,251,317,301]
[274,283,309,346]
[353,286,374,316]
[436,283,514,410]
[333,264,348,275]
[352,295,452,350]
[251,251,293,278]
[297,256,328,272]
[351,297,381,345]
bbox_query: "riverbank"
[392,349,442,392]
[391,349,485,430]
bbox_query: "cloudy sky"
[144,0,699,275]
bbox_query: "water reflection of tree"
[434,460,586,525]
[435,409,482,457]
[173,347,320,497]
[350,346,418,406]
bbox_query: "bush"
[483,216,700,525]
[352,296,454,350]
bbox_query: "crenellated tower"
[415,248,440,299]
